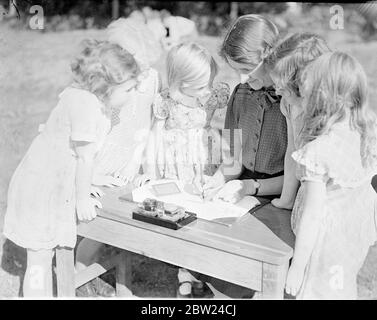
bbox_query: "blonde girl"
[268,33,331,210]
[152,42,228,189]
[285,51,377,299]
[150,42,229,297]
[3,40,140,297]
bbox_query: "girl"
[204,14,287,206]
[285,51,377,299]
[93,17,162,185]
[192,14,291,299]
[150,42,229,297]
[3,39,140,297]
[268,33,331,210]
[75,18,163,295]
[152,42,229,189]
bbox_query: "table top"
[90,185,293,265]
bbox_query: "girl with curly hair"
[3,39,140,297]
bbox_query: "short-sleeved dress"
[153,90,207,184]
[153,83,229,184]
[291,121,377,299]
[93,68,160,177]
[3,87,110,250]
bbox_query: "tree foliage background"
[0,1,375,40]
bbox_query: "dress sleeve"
[291,138,329,184]
[204,82,231,111]
[152,92,170,120]
[66,90,102,143]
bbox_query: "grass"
[1,24,377,298]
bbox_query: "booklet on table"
[131,179,261,225]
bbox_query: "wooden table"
[55,185,293,299]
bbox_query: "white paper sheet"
[132,180,261,224]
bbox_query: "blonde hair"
[299,51,377,168]
[166,42,218,93]
[269,33,331,97]
[220,14,279,66]
[70,39,140,102]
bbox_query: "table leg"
[55,246,75,297]
[259,261,289,299]
[115,250,133,297]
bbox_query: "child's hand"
[114,171,134,185]
[133,173,155,187]
[203,171,226,200]
[271,198,294,210]
[76,198,102,222]
[193,175,205,196]
[285,263,306,297]
[92,174,126,187]
[114,162,141,185]
[90,186,105,198]
[214,180,246,204]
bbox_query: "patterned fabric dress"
[291,120,377,299]
[153,83,230,184]
[93,68,160,177]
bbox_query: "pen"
[208,219,231,227]
[185,211,231,227]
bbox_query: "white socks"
[178,268,197,295]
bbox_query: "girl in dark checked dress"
[206,14,294,246]
[178,15,294,298]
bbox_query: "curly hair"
[299,51,377,168]
[268,33,331,97]
[219,14,279,67]
[70,39,140,102]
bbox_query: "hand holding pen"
[202,169,226,201]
